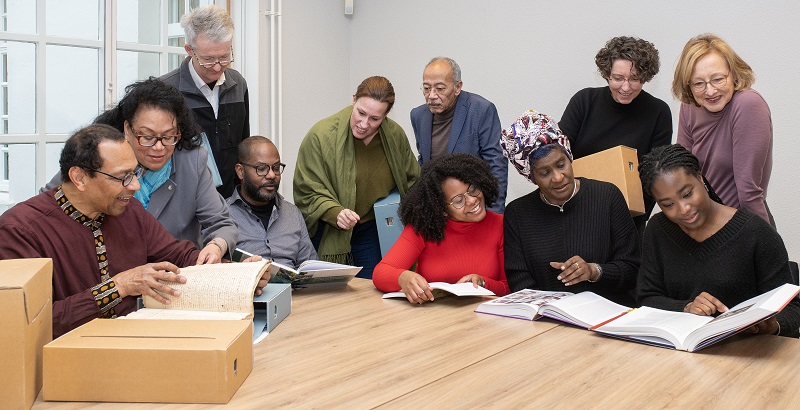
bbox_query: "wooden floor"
[33,279,800,409]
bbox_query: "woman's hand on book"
[398,271,433,304]
[745,317,780,335]
[457,274,486,289]
[683,292,728,316]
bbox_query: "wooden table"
[33,279,800,408]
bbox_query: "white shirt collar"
[187,58,226,91]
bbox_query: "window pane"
[0,143,36,210]
[46,45,100,133]
[45,142,64,186]
[46,0,100,40]
[118,0,161,45]
[117,50,160,100]
[2,0,37,34]
[169,52,186,72]
[2,41,36,135]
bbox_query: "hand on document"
[113,261,188,304]
[398,270,434,304]
[240,254,268,295]
[456,274,486,289]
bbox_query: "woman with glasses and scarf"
[502,110,640,307]
[372,153,509,304]
[673,34,775,228]
[45,78,237,264]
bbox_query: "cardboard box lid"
[0,258,53,324]
[47,319,250,350]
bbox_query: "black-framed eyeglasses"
[447,185,481,209]
[240,161,286,176]
[86,165,144,187]
[128,125,181,147]
[191,47,235,69]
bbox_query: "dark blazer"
[410,91,507,212]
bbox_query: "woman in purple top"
[672,34,774,227]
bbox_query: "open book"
[124,260,270,321]
[475,289,630,328]
[232,248,361,288]
[592,283,800,352]
[382,282,495,299]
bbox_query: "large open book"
[124,260,270,321]
[270,260,362,287]
[382,282,495,299]
[592,283,800,352]
[475,289,630,328]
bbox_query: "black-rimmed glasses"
[128,125,181,147]
[240,161,286,176]
[192,47,235,69]
[86,165,144,187]
[690,73,729,92]
[447,185,481,209]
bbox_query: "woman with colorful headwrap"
[501,110,640,306]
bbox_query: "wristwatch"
[589,263,603,283]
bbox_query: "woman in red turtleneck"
[372,153,508,304]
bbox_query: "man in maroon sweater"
[0,124,215,337]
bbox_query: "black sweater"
[637,209,799,337]
[504,178,640,306]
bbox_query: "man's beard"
[243,176,279,202]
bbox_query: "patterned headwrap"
[500,109,573,182]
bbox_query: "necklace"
[540,180,578,212]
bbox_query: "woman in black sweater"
[501,110,640,306]
[637,144,799,337]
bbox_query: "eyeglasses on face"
[192,47,235,69]
[608,75,641,86]
[689,73,729,92]
[86,165,144,187]
[420,84,450,96]
[128,125,181,147]
[448,184,481,209]
[240,161,286,176]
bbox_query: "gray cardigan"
[44,147,237,254]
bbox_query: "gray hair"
[427,57,462,83]
[180,5,234,47]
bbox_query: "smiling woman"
[501,110,640,307]
[372,153,508,303]
[636,144,799,337]
[43,78,238,265]
[293,76,420,279]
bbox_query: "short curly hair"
[60,124,126,182]
[595,36,661,83]
[94,77,201,151]
[399,153,499,244]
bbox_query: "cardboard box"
[572,145,645,216]
[0,258,53,410]
[43,319,253,404]
[374,189,404,257]
[253,283,292,341]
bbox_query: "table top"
[33,279,800,409]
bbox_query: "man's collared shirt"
[188,60,226,118]
[227,187,317,269]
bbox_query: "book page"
[481,289,573,308]
[430,282,495,296]
[541,291,630,328]
[143,260,269,314]
[598,306,712,347]
[123,309,250,320]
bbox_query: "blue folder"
[373,189,403,257]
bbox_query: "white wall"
[277,0,800,260]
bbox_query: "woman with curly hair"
[372,153,508,303]
[559,36,672,235]
[503,110,639,307]
[636,144,797,337]
[45,77,237,264]
[673,34,774,227]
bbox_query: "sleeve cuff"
[91,278,123,318]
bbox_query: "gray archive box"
[253,283,291,341]
[373,189,404,257]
